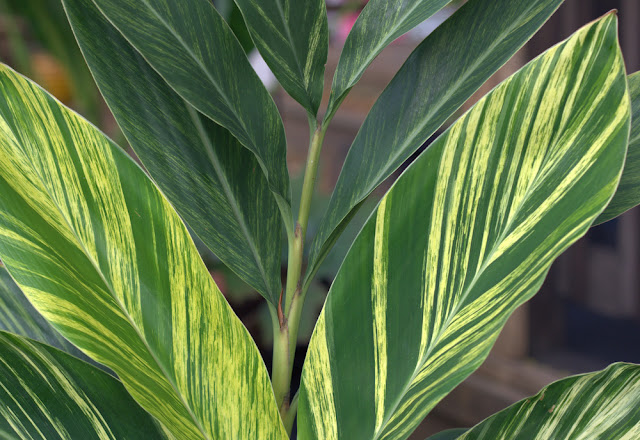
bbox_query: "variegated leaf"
[596,71,640,224]
[63,0,283,305]
[89,0,292,219]
[306,0,564,288]
[458,363,640,439]
[0,64,285,439]
[232,0,328,116]
[0,331,167,439]
[298,14,629,440]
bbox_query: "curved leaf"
[298,14,629,440]
[63,0,282,305]
[458,363,640,439]
[426,429,467,440]
[0,331,167,439]
[232,0,328,116]
[306,0,564,288]
[325,0,452,119]
[90,0,291,215]
[596,71,640,224]
[0,64,286,439]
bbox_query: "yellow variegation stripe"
[457,363,640,439]
[0,64,285,439]
[300,14,630,440]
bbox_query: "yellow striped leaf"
[0,65,286,439]
[596,71,640,224]
[232,0,328,116]
[0,331,167,439]
[299,14,629,440]
[456,363,640,439]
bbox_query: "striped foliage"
[325,0,452,119]
[0,332,167,439]
[89,0,292,218]
[306,0,564,288]
[63,0,283,305]
[457,363,640,439]
[0,64,285,439]
[298,14,629,440]
[597,71,640,224]
[232,0,328,116]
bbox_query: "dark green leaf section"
[426,429,467,440]
[63,0,282,305]
[299,15,629,440]
[306,0,564,288]
[458,364,640,439]
[596,71,640,224]
[325,0,451,119]
[90,0,291,213]
[0,331,167,439]
[233,0,328,115]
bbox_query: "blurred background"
[0,0,638,437]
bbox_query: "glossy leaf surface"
[63,0,282,304]
[0,332,166,439]
[325,0,451,118]
[458,364,640,439]
[0,65,285,439]
[596,71,640,224]
[233,0,328,115]
[90,0,291,212]
[299,15,629,440]
[306,0,564,287]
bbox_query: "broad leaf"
[325,0,452,119]
[426,429,467,440]
[298,15,629,440]
[306,0,565,288]
[0,65,285,439]
[458,363,640,439]
[0,332,167,439]
[596,71,640,224]
[232,0,328,116]
[63,0,283,305]
[89,0,291,216]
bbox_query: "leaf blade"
[306,0,565,286]
[299,14,629,440]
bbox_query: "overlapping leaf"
[325,0,452,119]
[457,364,640,439]
[89,0,291,217]
[0,65,285,439]
[0,332,167,439]
[63,0,282,305]
[298,15,629,440]
[232,0,328,116]
[306,0,564,287]
[596,71,640,224]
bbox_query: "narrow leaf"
[232,0,328,115]
[457,364,640,439]
[90,0,291,214]
[0,65,286,439]
[426,429,467,440]
[0,332,167,439]
[63,0,283,305]
[596,71,640,224]
[299,14,629,440]
[326,0,452,118]
[306,0,564,287]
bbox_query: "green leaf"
[457,363,640,439]
[89,0,292,217]
[326,0,453,119]
[426,429,467,440]
[0,331,168,439]
[232,0,328,116]
[596,71,640,224]
[0,64,286,439]
[306,0,565,288]
[63,0,283,305]
[298,14,629,440]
